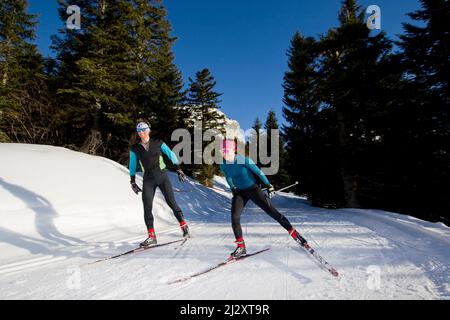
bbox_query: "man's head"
[136,122,151,140]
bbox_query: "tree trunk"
[2,64,7,86]
[337,110,360,208]
[1,39,11,86]
[80,129,103,155]
[80,100,103,155]
[100,0,107,14]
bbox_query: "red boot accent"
[148,228,156,238]
[289,228,298,240]
[235,237,245,248]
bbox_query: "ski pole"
[275,181,299,193]
[262,181,299,193]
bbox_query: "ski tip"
[330,269,340,278]
[167,276,192,285]
[168,279,182,285]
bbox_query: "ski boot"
[140,230,157,248]
[229,238,247,260]
[290,228,308,247]
[180,221,191,238]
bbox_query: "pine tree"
[283,1,401,208]
[395,0,450,221]
[52,0,184,162]
[185,68,225,185]
[0,0,36,141]
[185,68,225,132]
[338,0,364,25]
[400,0,449,99]
[52,0,135,155]
[0,0,58,144]
[264,110,290,189]
[318,0,396,208]
[0,0,40,90]
[321,0,367,208]
[134,0,184,142]
[282,32,323,202]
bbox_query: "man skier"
[129,122,190,247]
[219,139,307,259]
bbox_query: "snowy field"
[0,143,449,300]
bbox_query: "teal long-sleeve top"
[219,154,270,190]
[129,140,179,177]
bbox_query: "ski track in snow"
[0,143,449,299]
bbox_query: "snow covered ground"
[1,143,449,300]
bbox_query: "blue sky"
[28,0,421,130]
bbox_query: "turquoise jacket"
[220,155,270,190]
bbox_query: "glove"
[231,187,238,197]
[267,184,275,199]
[177,169,188,183]
[130,177,142,194]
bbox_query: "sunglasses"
[136,128,150,133]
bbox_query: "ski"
[177,237,189,247]
[168,248,270,284]
[87,239,184,265]
[173,237,189,255]
[172,231,195,258]
[296,241,340,278]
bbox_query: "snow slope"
[0,143,449,299]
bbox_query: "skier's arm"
[225,176,235,190]
[220,164,235,190]
[161,142,180,167]
[129,150,138,180]
[129,150,142,194]
[245,157,270,187]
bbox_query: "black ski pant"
[142,169,184,230]
[231,184,293,239]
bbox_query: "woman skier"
[129,122,190,247]
[220,139,307,259]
